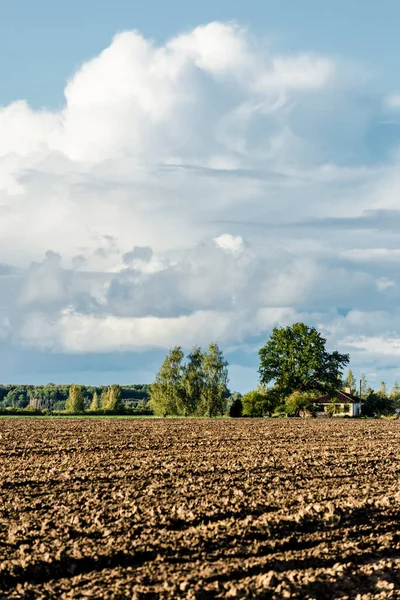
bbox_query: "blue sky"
[3,1,400,108]
[1,1,400,392]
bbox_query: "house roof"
[313,390,361,404]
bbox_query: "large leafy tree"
[150,346,185,416]
[345,369,357,394]
[199,343,229,417]
[181,346,205,416]
[102,384,122,411]
[90,391,100,411]
[390,381,400,410]
[65,385,84,413]
[150,343,229,417]
[258,323,349,396]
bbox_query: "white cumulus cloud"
[1,21,400,388]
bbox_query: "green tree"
[345,369,357,394]
[89,391,100,411]
[377,381,387,398]
[242,388,267,417]
[360,374,368,399]
[285,390,316,417]
[65,385,84,414]
[259,323,349,396]
[100,385,122,411]
[150,346,185,416]
[390,381,400,409]
[180,346,205,416]
[242,386,280,417]
[198,343,229,417]
[100,389,109,409]
[104,384,122,411]
[4,389,28,408]
[363,390,394,417]
[229,394,243,418]
[325,399,343,418]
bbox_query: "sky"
[1,1,400,392]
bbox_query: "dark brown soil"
[1,418,400,599]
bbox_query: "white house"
[313,388,361,417]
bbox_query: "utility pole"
[359,379,362,417]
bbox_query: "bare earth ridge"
[1,418,400,599]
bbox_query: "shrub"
[242,390,267,417]
[273,403,287,416]
[0,407,43,416]
[285,391,315,417]
[229,397,243,418]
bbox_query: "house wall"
[316,403,359,417]
[337,403,352,417]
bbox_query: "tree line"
[239,374,400,418]
[0,343,231,417]
[65,384,128,413]
[1,322,399,418]
[150,324,400,418]
[240,324,400,418]
[0,384,151,414]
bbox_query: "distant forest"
[0,384,151,413]
[2,324,400,419]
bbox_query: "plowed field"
[1,418,400,599]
